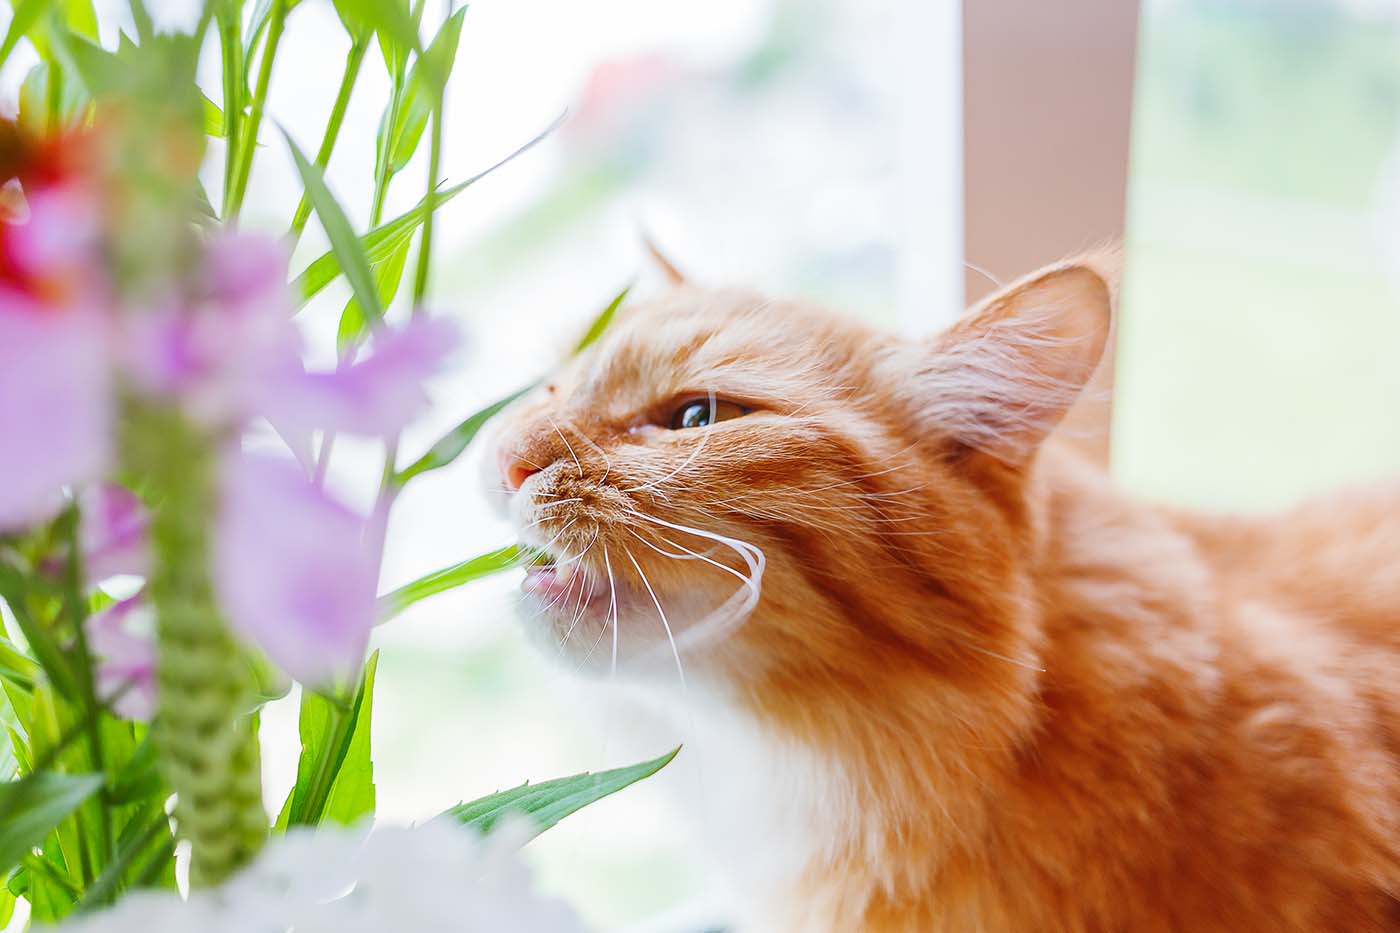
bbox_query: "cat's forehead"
[556,287,873,413]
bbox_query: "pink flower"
[122,234,457,443]
[0,306,112,530]
[214,454,379,686]
[80,483,149,583]
[262,316,459,441]
[86,595,156,721]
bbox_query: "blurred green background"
[1115,0,1400,511]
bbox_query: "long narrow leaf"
[393,386,530,486]
[277,652,378,829]
[0,772,103,875]
[446,748,678,840]
[320,653,377,826]
[291,114,564,308]
[0,0,48,71]
[282,128,384,327]
[336,234,411,353]
[378,545,519,621]
[333,0,420,64]
[574,284,630,353]
[392,277,626,486]
[381,6,464,177]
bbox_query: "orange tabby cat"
[493,254,1400,931]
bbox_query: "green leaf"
[201,92,225,137]
[0,0,48,71]
[446,748,678,840]
[336,234,410,354]
[334,0,420,71]
[378,545,520,622]
[0,771,103,875]
[57,0,97,39]
[106,738,159,806]
[378,6,464,178]
[574,284,630,353]
[45,27,122,98]
[0,635,37,692]
[276,652,378,829]
[321,653,377,825]
[282,128,384,327]
[393,386,531,486]
[78,811,171,908]
[293,197,426,307]
[391,277,622,486]
[292,114,563,308]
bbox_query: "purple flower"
[80,483,149,583]
[86,595,156,721]
[118,236,304,428]
[261,316,459,441]
[214,453,379,686]
[0,306,112,530]
[1,219,453,689]
[122,235,456,444]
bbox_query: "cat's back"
[1168,479,1400,655]
[1020,456,1400,930]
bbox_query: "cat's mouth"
[520,548,610,615]
[522,556,602,605]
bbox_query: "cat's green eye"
[670,398,749,430]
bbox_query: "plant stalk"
[226,0,289,221]
[217,10,243,215]
[128,406,266,887]
[288,31,371,242]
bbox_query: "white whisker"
[624,549,687,691]
[566,418,613,486]
[629,510,766,652]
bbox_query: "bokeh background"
[5,0,1400,929]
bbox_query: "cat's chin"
[514,561,727,677]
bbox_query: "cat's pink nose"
[498,449,540,493]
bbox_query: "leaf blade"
[445,748,678,841]
[0,771,103,875]
[281,128,384,327]
[291,114,564,308]
[378,545,519,621]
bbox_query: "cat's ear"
[908,255,1115,466]
[641,232,688,286]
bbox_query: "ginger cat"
[493,255,1400,931]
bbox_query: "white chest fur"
[599,681,868,932]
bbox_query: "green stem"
[218,11,244,215]
[409,96,443,308]
[127,407,266,887]
[288,701,354,826]
[127,0,154,45]
[45,58,62,132]
[226,0,289,221]
[369,84,404,227]
[58,506,113,866]
[289,32,371,242]
[23,854,82,900]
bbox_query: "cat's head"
[491,256,1113,703]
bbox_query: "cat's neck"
[703,446,1215,894]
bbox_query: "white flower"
[52,820,587,933]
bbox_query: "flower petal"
[214,453,378,686]
[0,308,111,530]
[86,595,156,721]
[263,317,458,439]
[80,483,149,583]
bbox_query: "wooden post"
[961,0,1141,465]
